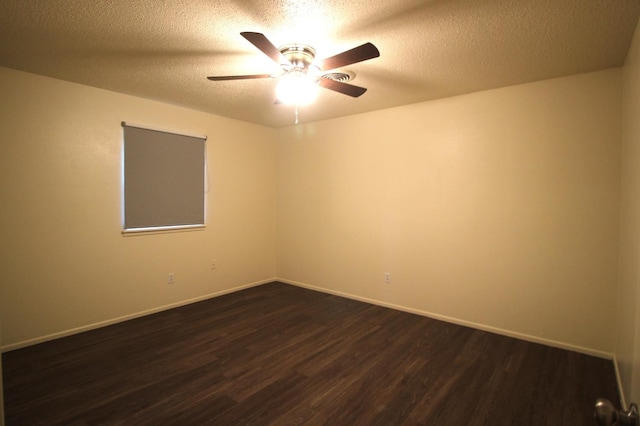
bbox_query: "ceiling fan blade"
[207,74,272,81]
[316,42,380,71]
[318,77,368,97]
[240,32,289,65]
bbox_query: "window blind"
[122,122,206,232]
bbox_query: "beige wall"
[618,18,640,408]
[0,61,629,415]
[0,67,278,349]
[277,69,622,356]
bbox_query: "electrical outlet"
[384,272,391,284]
[168,273,175,284]
[210,259,217,270]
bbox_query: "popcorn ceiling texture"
[0,0,638,127]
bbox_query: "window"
[122,122,207,233]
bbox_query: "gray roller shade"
[123,123,206,231]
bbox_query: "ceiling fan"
[207,32,380,104]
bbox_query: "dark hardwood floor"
[2,282,619,425]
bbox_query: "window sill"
[122,224,205,236]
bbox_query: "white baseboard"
[1,278,276,352]
[277,277,615,360]
[3,277,624,406]
[2,276,617,360]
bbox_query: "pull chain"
[295,105,299,125]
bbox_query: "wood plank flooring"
[2,282,620,425]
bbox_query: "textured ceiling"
[1,0,639,128]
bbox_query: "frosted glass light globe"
[276,70,318,105]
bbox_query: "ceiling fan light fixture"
[276,70,319,105]
[207,32,380,106]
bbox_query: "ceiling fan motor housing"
[280,44,318,74]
